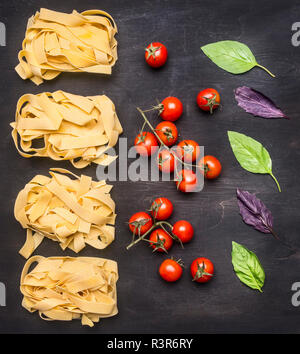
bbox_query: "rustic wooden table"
[0,0,299,333]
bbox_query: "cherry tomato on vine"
[176,169,198,193]
[149,228,173,253]
[198,155,222,179]
[134,132,159,156]
[157,148,176,173]
[129,212,153,236]
[197,88,220,114]
[155,121,178,147]
[145,42,168,68]
[159,97,183,122]
[172,220,194,243]
[176,140,200,163]
[150,197,173,221]
[190,257,214,283]
[159,258,183,282]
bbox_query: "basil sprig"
[201,40,275,77]
[232,241,265,292]
[227,131,281,192]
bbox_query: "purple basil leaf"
[235,86,288,119]
[236,188,273,234]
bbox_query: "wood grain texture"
[0,0,300,333]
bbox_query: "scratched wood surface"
[0,0,300,333]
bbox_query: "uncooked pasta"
[15,168,116,258]
[15,8,118,85]
[11,90,122,168]
[20,256,118,326]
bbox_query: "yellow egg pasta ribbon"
[15,168,117,258]
[11,90,123,168]
[20,256,118,327]
[16,8,118,85]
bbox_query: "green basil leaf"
[227,131,281,192]
[201,41,275,77]
[231,241,265,292]
[227,131,271,173]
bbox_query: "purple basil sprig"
[234,86,288,119]
[236,188,279,239]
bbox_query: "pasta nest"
[11,90,123,168]
[15,8,118,85]
[15,168,116,259]
[20,256,118,327]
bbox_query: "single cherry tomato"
[190,257,214,283]
[159,97,183,122]
[149,228,173,253]
[172,220,194,243]
[176,169,198,193]
[145,42,168,68]
[198,155,222,179]
[159,258,183,282]
[150,197,173,220]
[134,132,159,156]
[129,212,153,236]
[155,121,178,147]
[176,140,200,163]
[157,148,176,173]
[197,88,220,114]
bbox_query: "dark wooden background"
[0,0,300,334]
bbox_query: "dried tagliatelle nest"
[21,256,118,326]
[16,8,118,85]
[11,90,122,168]
[15,168,116,259]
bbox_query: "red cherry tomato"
[159,259,183,282]
[176,140,200,163]
[160,97,183,122]
[197,88,220,114]
[134,132,159,156]
[157,149,176,173]
[145,42,168,68]
[176,169,198,193]
[155,121,178,147]
[150,197,173,220]
[190,257,214,283]
[149,228,173,253]
[198,155,222,179]
[172,220,194,243]
[129,212,153,236]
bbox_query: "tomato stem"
[137,107,165,145]
[141,104,164,114]
[199,93,219,114]
[192,261,213,282]
[126,220,174,250]
[160,223,184,248]
[140,121,146,133]
[142,107,158,113]
[136,107,199,169]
